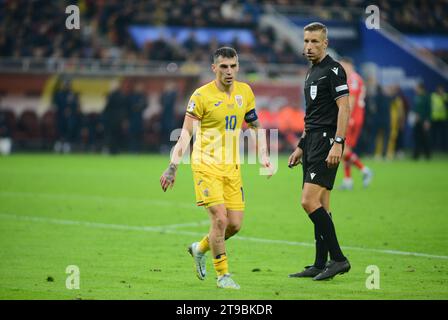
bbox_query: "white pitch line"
[0,191,196,210]
[0,213,208,231]
[162,219,210,229]
[0,191,208,229]
[1,213,447,261]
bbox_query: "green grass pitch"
[0,154,447,300]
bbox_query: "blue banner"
[128,26,256,49]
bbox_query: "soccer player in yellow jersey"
[160,47,272,289]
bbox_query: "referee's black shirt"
[303,54,349,131]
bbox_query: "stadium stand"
[0,0,446,155]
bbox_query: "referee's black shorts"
[302,128,341,190]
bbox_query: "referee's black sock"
[309,207,346,262]
[313,211,332,268]
[313,224,328,269]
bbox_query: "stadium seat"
[40,110,57,150]
[0,110,16,137]
[144,113,161,151]
[14,110,41,150]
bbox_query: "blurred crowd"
[0,0,447,157]
[358,82,448,160]
[49,78,180,154]
[270,0,448,34]
[1,79,447,158]
[3,0,446,65]
[0,0,306,66]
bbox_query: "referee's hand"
[288,147,303,168]
[326,143,343,168]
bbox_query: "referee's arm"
[326,95,350,168]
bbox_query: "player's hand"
[326,143,343,168]
[160,163,177,192]
[261,154,273,179]
[288,147,303,168]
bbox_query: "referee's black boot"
[288,265,324,278]
[313,259,351,281]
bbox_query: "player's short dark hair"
[340,56,354,65]
[213,47,238,63]
[304,22,328,38]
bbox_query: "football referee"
[288,22,351,280]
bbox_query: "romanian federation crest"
[235,95,243,108]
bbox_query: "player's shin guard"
[213,254,229,277]
[309,207,346,262]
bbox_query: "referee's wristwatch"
[334,136,345,145]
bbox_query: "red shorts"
[346,120,363,148]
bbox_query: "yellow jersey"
[186,80,257,177]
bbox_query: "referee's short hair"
[304,22,328,38]
[213,47,238,63]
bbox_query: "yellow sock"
[213,254,229,277]
[197,235,210,253]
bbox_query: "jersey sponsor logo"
[235,95,243,108]
[331,67,339,75]
[187,100,196,112]
[336,84,348,92]
[310,85,317,100]
[310,172,316,180]
[214,101,223,107]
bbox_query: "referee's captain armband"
[244,109,258,123]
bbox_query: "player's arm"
[326,95,350,168]
[348,95,355,115]
[346,79,356,116]
[247,119,268,162]
[160,114,198,192]
[246,117,273,178]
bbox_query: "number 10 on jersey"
[225,115,237,130]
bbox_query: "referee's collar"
[313,54,332,67]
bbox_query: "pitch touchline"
[0,191,196,210]
[0,213,209,230]
[1,213,447,260]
